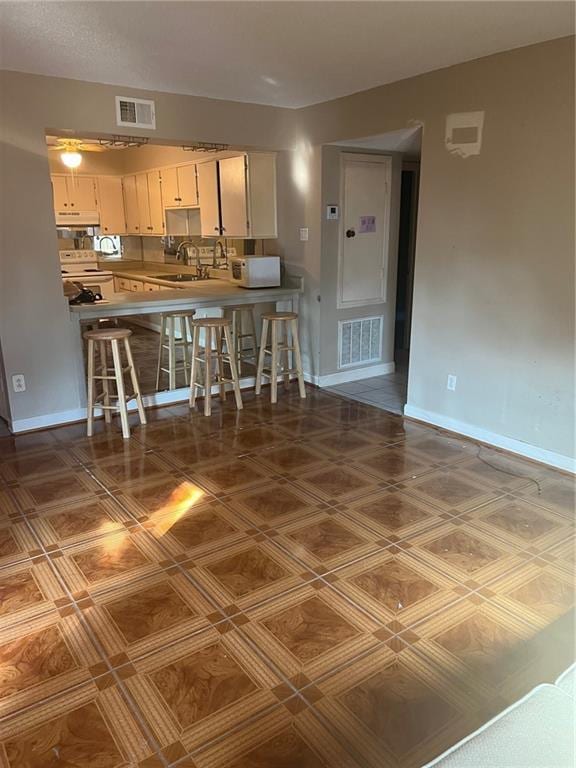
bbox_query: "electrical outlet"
[447,374,457,391]
[12,374,26,393]
[299,227,309,242]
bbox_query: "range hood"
[55,209,100,227]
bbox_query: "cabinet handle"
[147,226,153,230]
[214,227,219,231]
[70,203,75,207]
[63,203,68,207]
[222,227,226,232]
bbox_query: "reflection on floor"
[327,364,408,414]
[122,321,256,395]
[0,384,573,767]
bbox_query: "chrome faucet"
[213,239,227,268]
[98,235,119,256]
[175,240,195,263]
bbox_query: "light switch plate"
[299,228,309,241]
[326,205,339,220]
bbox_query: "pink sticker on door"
[359,215,376,233]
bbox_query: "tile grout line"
[11,502,172,768]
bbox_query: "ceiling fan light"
[61,150,82,168]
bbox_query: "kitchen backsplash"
[120,235,251,263]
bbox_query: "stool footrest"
[260,368,298,377]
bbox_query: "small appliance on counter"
[229,256,281,288]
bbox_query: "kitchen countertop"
[69,263,302,320]
[103,260,230,288]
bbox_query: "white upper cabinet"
[197,153,277,239]
[122,175,140,234]
[51,175,97,212]
[219,156,249,237]
[130,171,164,235]
[96,176,126,234]
[161,164,198,208]
[197,161,221,237]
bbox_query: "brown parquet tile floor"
[0,384,574,767]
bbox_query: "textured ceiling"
[1,1,573,108]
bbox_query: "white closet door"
[338,154,391,308]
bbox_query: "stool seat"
[192,317,231,328]
[261,311,298,321]
[161,310,196,318]
[83,328,132,341]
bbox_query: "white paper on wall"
[445,111,485,157]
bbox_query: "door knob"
[346,228,356,238]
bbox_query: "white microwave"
[229,256,280,288]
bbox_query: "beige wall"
[293,36,574,464]
[1,36,574,465]
[0,70,291,425]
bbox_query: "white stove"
[59,250,116,299]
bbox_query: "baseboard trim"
[10,376,259,434]
[404,404,575,474]
[312,362,395,388]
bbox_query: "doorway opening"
[393,159,420,387]
[325,126,421,414]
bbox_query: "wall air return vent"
[115,96,156,130]
[338,316,383,369]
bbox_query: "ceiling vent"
[115,96,156,130]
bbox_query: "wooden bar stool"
[225,304,259,376]
[155,311,196,391]
[189,318,243,416]
[255,312,306,403]
[84,328,146,439]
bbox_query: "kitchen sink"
[152,274,210,282]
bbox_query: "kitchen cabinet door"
[96,176,126,234]
[147,171,165,234]
[67,176,97,210]
[177,164,198,206]
[161,167,180,208]
[51,176,68,211]
[245,153,277,238]
[219,156,249,237]
[197,161,221,237]
[123,176,140,234]
[136,173,151,232]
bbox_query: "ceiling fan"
[48,138,106,169]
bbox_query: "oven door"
[63,274,116,300]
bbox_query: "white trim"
[404,404,576,474]
[10,377,258,434]
[315,361,395,388]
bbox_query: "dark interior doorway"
[394,161,420,371]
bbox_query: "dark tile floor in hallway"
[0,384,574,767]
